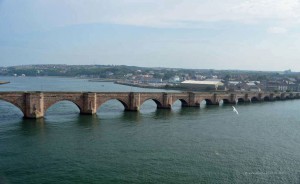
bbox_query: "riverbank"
[88,78,117,82]
[115,80,184,91]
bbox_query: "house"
[286,78,299,91]
[169,75,181,83]
[266,81,288,92]
[226,81,241,91]
[229,81,262,92]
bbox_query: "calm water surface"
[1,76,300,184]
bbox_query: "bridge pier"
[157,93,172,109]
[229,94,238,104]
[269,94,275,101]
[24,92,44,119]
[183,92,200,107]
[81,92,97,115]
[125,92,140,111]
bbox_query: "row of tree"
[1,65,300,82]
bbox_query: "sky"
[1,0,300,71]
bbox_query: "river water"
[0,76,300,184]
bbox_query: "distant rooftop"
[181,80,223,85]
[204,78,222,82]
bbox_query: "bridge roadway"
[0,91,299,119]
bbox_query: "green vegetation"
[1,64,300,83]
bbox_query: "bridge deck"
[0,91,299,119]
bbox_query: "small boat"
[0,81,10,85]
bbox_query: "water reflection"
[76,114,100,128]
[147,109,173,120]
[120,111,142,124]
[176,107,201,116]
[20,118,45,136]
[202,104,221,109]
[0,175,9,184]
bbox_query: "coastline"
[114,81,228,93]
[115,80,184,91]
[88,78,117,82]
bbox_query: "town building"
[180,80,224,91]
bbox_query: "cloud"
[67,0,300,27]
[2,0,300,32]
[267,27,288,34]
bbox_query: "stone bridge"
[0,91,299,119]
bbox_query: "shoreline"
[115,81,185,91]
[114,81,230,92]
[88,78,117,82]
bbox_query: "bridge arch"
[280,94,287,100]
[139,99,162,112]
[140,98,163,109]
[96,99,129,116]
[203,99,214,105]
[251,96,259,102]
[285,95,291,100]
[97,98,129,111]
[44,100,83,115]
[0,99,24,116]
[220,98,231,105]
[171,98,189,107]
[263,96,271,101]
[287,93,294,99]
[237,98,245,103]
[275,96,281,100]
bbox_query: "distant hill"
[0,64,299,82]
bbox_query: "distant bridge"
[0,91,299,119]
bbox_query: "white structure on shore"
[181,80,224,91]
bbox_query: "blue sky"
[1,0,300,71]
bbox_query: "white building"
[181,80,224,91]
